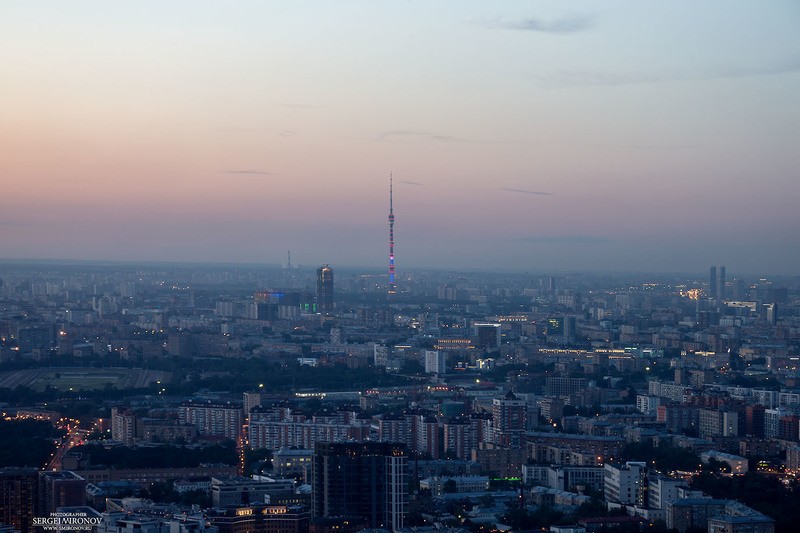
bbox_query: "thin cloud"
[517,235,609,244]
[401,180,423,186]
[281,103,314,109]
[378,130,466,143]
[503,188,552,196]
[541,57,800,88]
[381,130,421,137]
[625,144,700,151]
[223,170,272,176]
[486,14,594,33]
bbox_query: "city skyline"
[2,1,799,275]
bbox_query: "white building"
[604,462,647,506]
[636,395,661,415]
[424,350,446,374]
[701,451,749,474]
[648,476,685,510]
[547,466,605,493]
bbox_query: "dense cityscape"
[1,259,798,533]
[3,2,798,533]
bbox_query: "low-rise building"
[419,476,490,496]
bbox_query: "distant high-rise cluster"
[709,266,717,301]
[709,265,726,302]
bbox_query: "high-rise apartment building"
[492,390,527,447]
[373,344,389,367]
[415,415,442,459]
[443,417,476,460]
[178,400,243,440]
[312,442,407,532]
[111,406,139,444]
[424,350,446,374]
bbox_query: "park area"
[0,367,170,391]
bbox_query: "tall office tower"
[0,467,38,533]
[718,265,726,302]
[709,266,717,300]
[492,390,527,447]
[387,174,396,296]
[547,276,556,292]
[316,264,334,315]
[312,442,407,532]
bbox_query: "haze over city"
[2,1,799,274]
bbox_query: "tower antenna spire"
[388,172,396,296]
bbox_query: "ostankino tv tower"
[388,173,396,297]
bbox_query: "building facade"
[311,442,407,532]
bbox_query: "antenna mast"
[388,173,396,296]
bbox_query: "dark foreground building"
[312,442,407,532]
[0,468,38,533]
[0,468,88,533]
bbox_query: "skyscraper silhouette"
[709,266,717,301]
[312,442,407,532]
[316,265,334,315]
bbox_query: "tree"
[478,494,495,508]
[244,448,272,474]
[142,480,177,503]
[179,489,211,508]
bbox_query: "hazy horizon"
[2,1,799,275]
[1,256,796,282]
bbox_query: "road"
[47,422,86,471]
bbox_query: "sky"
[1,1,799,276]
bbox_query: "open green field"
[0,367,171,391]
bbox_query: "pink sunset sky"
[1,1,799,274]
